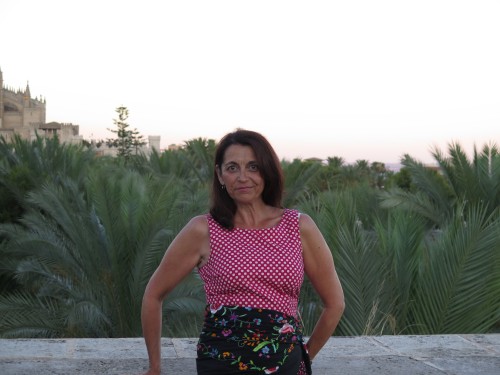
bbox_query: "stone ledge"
[1,334,499,374]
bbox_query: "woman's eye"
[249,164,259,171]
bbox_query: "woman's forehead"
[223,144,256,162]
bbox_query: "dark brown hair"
[210,129,284,229]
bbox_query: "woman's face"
[217,144,265,204]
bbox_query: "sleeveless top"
[198,208,304,317]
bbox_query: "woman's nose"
[237,170,248,180]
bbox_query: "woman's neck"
[233,204,283,229]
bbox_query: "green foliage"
[0,134,98,308]
[412,203,500,333]
[380,142,500,229]
[281,158,322,207]
[297,188,389,336]
[0,134,95,223]
[131,137,215,191]
[373,210,427,334]
[389,167,414,191]
[0,167,205,338]
[0,137,499,339]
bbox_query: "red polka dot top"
[198,208,304,318]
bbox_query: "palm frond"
[282,159,322,207]
[0,292,63,338]
[373,209,427,333]
[412,203,500,333]
[379,188,449,228]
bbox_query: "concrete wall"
[1,334,499,375]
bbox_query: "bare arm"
[300,214,345,360]
[141,215,209,374]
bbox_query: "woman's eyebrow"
[223,160,258,166]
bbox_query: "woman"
[140,129,344,374]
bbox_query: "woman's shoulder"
[295,212,317,233]
[183,214,210,235]
[190,214,210,225]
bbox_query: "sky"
[1,0,499,164]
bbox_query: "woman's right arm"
[140,215,210,375]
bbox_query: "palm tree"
[0,134,97,310]
[136,138,216,191]
[0,134,95,223]
[435,142,500,214]
[281,158,323,207]
[0,167,206,338]
[183,137,217,185]
[326,156,345,169]
[298,184,500,335]
[373,209,427,334]
[363,141,500,334]
[410,203,500,333]
[297,188,389,336]
[380,141,500,228]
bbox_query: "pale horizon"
[2,0,499,164]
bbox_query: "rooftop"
[1,334,499,374]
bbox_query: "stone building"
[0,67,81,144]
[1,68,164,154]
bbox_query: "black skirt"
[196,305,312,374]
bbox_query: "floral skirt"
[196,305,312,374]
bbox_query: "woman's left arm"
[300,213,345,360]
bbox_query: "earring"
[221,184,225,190]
